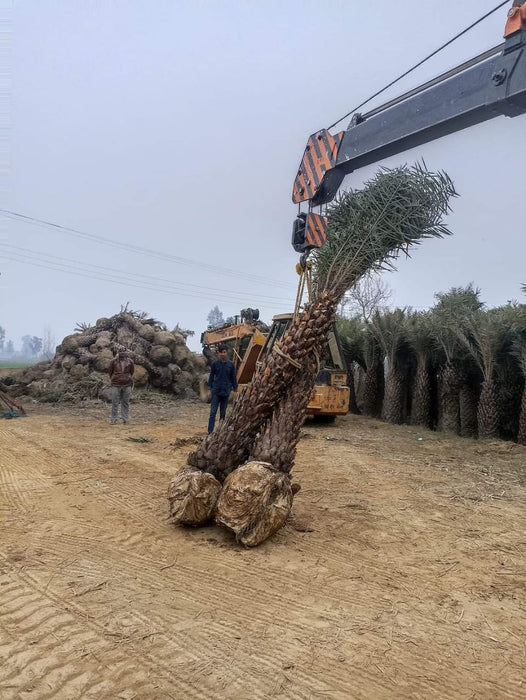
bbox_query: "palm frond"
[404,311,435,358]
[428,285,483,363]
[336,315,366,369]
[370,309,410,369]
[311,163,457,301]
[457,306,522,379]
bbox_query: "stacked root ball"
[5,311,206,402]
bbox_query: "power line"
[0,209,292,289]
[0,251,293,311]
[0,244,293,303]
[328,0,511,130]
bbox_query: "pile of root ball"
[2,310,207,403]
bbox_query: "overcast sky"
[2,0,525,353]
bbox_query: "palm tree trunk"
[477,379,500,439]
[362,360,384,417]
[439,361,460,434]
[411,356,432,428]
[250,356,319,472]
[187,293,338,481]
[347,363,361,415]
[459,382,479,438]
[517,387,526,446]
[382,366,405,424]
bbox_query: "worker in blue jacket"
[207,346,238,433]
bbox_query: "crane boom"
[293,3,526,209]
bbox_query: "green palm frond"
[370,309,410,369]
[433,284,483,314]
[362,324,384,370]
[508,304,526,375]
[311,163,457,300]
[512,336,526,376]
[336,315,366,368]
[428,285,483,363]
[457,305,524,379]
[405,311,435,359]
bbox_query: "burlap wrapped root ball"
[215,461,293,547]
[167,467,222,526]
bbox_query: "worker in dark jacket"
[207,346,238,433]
[109,349,134,424]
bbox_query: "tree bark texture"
[410,357,432,429]
[347,363,361,415]
[517,388,526,446]
[439,362,461,435]
[382,367,405,424]
[362,361,384,418]
[249,356,319,473]
[459,382,479,438]
[477,379,500,440]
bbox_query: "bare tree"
[340,273,392,322]
[42,326,56,360]
[207,306,224,327]
[21,335,43,358]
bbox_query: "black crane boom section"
[304,30,526,206]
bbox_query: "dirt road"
[1,399,525,698]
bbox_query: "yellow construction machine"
[200,307,349,418]
[199,308,268,403]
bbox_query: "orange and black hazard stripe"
[305,213,327,248]
[505,3,526,37]
[292,129,344,204]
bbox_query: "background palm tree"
[337,314,364,415]
[458,362,482,438]
[513,333,526,445]
[370,309,411,424]
[405,311,435,429]
[429,285,483,434]
[361,326,385,418]
[457,305,519,440]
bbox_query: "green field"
[0,362,31,369]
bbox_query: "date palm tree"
[361,324,385,417]
[457,306,518,440]
[169,164,457,542]
[513,335,526,445]
[405,311,435,429]
[370,309,411,424]
[337,314,364,415]
[430,285,482,434]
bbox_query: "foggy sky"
[2,0,525,353]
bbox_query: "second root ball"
[215,461,293,547]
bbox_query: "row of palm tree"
[337,285,526,444]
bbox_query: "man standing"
[207,346,238,433]
[109,349,134,425]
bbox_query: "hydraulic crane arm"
[293,3,526,209]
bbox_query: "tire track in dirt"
[3,526,364,697]
[0,563,215,700]
[0,429,56,517]
[0,466,42,514]
[14,506,525,699]
[4,414,526,698]
[8,532,401,698]
[10,538,521,700]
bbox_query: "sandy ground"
[1,395,526,699]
